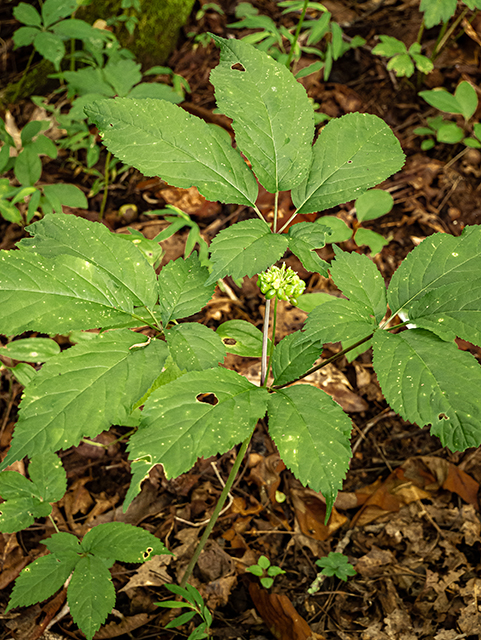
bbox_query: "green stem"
[264,296,278,387]
[416,20,425,45]
[12,49,35,104]
[286,0,309,70]
[179,434,253,588]
[99,151,112,220]
[273,191,279,233]
[260,298,271,386]
[431,8,469,61]
[48,513,60,534]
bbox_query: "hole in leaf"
[196,393,219,406]
[438,413,448,420]
[231,62,246,72]
[143,546,153,560]
[223,338,237,346]
[347,160,352,164]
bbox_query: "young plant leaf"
[271,331,321,386]
[354,228,390,255]
[268,384,352,516]
[0,331,169,469]
[206,219,288,284]
[68,555,116,640]
[420,0,457,28]
[19,214,158,310]
[85,98,258,207]
[291,112,405,214]
[329,248,387,323]
[286,222,330,275]
[216,320,268,357]
[165,323,226,371]
[387,225,481,346]
[158,254,215,326]
[304,298,377,348]
[355,189,393,222]
[210,35,314,192]
[127,368,268,481]
[373,329,481,451]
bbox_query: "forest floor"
[1,1,481,639]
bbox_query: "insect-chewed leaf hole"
[438,413,448,420]
[143,546,153,560]
[223,338,237,346]
[196,393,219,406]
[231,62,246,72]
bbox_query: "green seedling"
[247,555,286,589]
[415,82,479,150]
[156,583,213,639]
[372,35,433,77]
[308,552,356,594]
[1,36,481,639]
[107,0,142,36]
[317,188,394,256]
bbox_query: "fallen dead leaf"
[120,554,172,591]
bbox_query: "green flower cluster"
[257,263,306,306]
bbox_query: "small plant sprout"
[156,583,212,639]
[308,552,356,594]
[247,555,286,589]
[372,35,433,78]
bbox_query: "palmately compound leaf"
[268,385,352,516]
[68,555,116,640]
[19,214,158,309]
[0,331,169,470]
[206,219,288,285]
[85,98,258,207]
[0,453,66,533]
[387,226,481,347]
[6,552,78,612]
[81,522,170,563]
[286,222,330,275]
[329,248,387,323]
[126,369,268,500]
[165,323,226,371]
[216,320,268,357]
[291,113,405,215]
[158,254,215,326]
[0,251,144,335]
[272,332,321,386]
[373,329,481,451]
[210,35,314,193]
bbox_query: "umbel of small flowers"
[257,263,306,306]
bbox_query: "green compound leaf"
[216,320,268,357]
[210,35,314,193]
[419,82,477,121]
[13,2,42,27]
[372,35,407,57]
[271,331,321,386]
[6,552,78,612]
[420,0,457,28]
[29,452,67,503]
[291,113,405,215]
[127,368,268,480]
[68,555,116,640]
[268,384,352,516]
[0,251,143,336]
[317,216,352,243]
[0,337,60,362]
[34,31,65,70]
[206,219,288,285]
[81,522,170,562]
[42,0,77,28]
[85,98,258,208]
[44,531,82,562]
[13,26,40,48]
[165,323,226,371]
[286,222,330,275]
[329,248,387,323]
[373,329,481,451]
[387,225,481,346]
[158,254,215,326]
[0,331,169,469]
[19,214,158,310]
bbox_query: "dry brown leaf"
[160,185,221,218]
[120,555,172,591]
[249,581,325,640]
[290,486,347,541]
[93,613,152,639]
